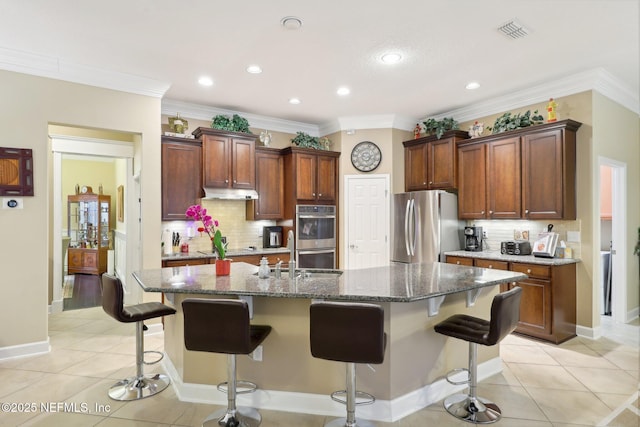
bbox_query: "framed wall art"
[0,147,34,196]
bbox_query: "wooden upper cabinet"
[295,152,317,201]
[316,153,337,202]
[247,147,284,220]
[282,147,340,216]
[486,137,521,219]
[457,119,581,220]
[193,127,256,190]
[161,136,202,221]
[522,125,577,219]
[403,131,469,191]
[458,143,487,219]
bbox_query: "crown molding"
[0,46,171,98]
[161,99,320,136]
[319,114,419,135]
[425,68,639,122]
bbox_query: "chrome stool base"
[108,373,171,401]
[443,393,501,424]
[203,406,262,427]
[324,417,376,427]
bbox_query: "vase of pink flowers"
[185,204,230,275]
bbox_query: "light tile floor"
[0,307,637,426]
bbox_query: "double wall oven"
[295,205,336,269]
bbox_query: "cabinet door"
[162,258,208,267]
[202,135,231,188]
[486,137,521,219]
[231,137,255,189]
[457,144,487,219]
[513,279,552,337]
[428,137,456,189]
[249,150,284,219]
[162,140,202,221]
[316,154,336,201]
[405,144,428,191]
[295,153,317,201]
[522,129,565,219]
[445,255,474,266]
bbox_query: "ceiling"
[1,1,638,131]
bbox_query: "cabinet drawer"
[446,256,474,266]
[511,262,551,279]
[163,258,208,267]
[474,258,509,270]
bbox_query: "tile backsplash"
[467,219,582,259]
[162,200,276,253]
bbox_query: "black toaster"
[500,240,532,255]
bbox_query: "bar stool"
[434,286,522,424]
[310,301,386,427]
[182,298,271,427]
[100,273,176,401]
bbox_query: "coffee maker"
[464,226,483,252]
[263,226,283,248]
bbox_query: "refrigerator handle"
[410,198,417,256]
[404,199,411,256]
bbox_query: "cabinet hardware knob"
[525,209,529,214]
[489,210,493,214]
[527,269,532,274]
[318,193,322,197]
[225,179,229,183]
[233,180,236,183]
[481,210,485,214]
[456,261,460,265]
[489,265,493,268]
[423,182,426,185]
[429,181,433,185]
[312,193,316,197]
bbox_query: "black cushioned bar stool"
[182,298,271,427]
[100,273,176,401]
[310,301,386,427]
[434,286,522,424]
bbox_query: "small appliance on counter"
[532,224,559,258]
[263,226,283,248]
[464,226,483,252]
[500,240,532,255]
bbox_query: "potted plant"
[488,110,544,134]
[421,117,459,139]
[185,204,230,275]
[291,132,326,149]
[210,114,251,133]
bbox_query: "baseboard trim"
[577,324,600,340]
[162,355,502,422]
[49,299,63,314]
[0,338,50,361]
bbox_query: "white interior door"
[345,175,389,269]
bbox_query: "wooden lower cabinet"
[162,258,208,268]
[230,253,290,266]
[446,255,576,344]
[68,248,105,275]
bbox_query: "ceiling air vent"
[498,19,529,39]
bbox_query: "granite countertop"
[133,261,526,303]
[162,247,290,261]
[444,250,580,266]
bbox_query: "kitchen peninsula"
[133,262,526,422]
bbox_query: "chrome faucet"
[287,230,296,278]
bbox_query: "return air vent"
[498,19,529,39]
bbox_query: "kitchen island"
[133,262,526,422]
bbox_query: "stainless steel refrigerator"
[391,190,462,263]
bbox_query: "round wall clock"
[351,141,382,172]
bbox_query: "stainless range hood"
[201,187,259,200]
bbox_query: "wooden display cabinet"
[67,190,111,275]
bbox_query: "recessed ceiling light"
[281,16,303,30]
[380,53,402,64]
[337,87,350,96]
[246,65,262,74]
[465,81,480,90]
[198,76,213,86]
[289,97,301,105]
